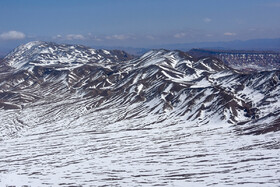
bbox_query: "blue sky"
[0,0,279,49]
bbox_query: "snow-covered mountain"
[4,41,133,69]
[0,41,279,186]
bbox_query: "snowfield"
[0,104,279,186]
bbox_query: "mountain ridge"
[1,41,279,134]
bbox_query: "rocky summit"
[0,41,279,186]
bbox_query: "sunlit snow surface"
[0,101,279,186]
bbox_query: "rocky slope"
[0,41,279,186]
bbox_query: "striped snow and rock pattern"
[0,41,279,186]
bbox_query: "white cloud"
[93,36,102,41]
[86,33,102,41]
[66,34,85,40]
[146,35,156,40]
[224,32,237,36]
[52,34,62,39]
[105,34,136,40]
[106,34,131,40]
[203,18,212,23]
[0,31,26,40]
[174,32,186,38]
[52,34,86,40]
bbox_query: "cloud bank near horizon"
[0,31,26,40]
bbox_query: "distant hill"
[188,48,280,71]
[155,38,280,52]
[97,38,280,56]
[1,38,279,57]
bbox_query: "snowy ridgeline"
[0,41,279,186]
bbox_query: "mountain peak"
[3,41,133,70]
[19,41,46,49]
